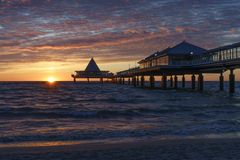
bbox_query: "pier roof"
[85,58,101,72]
[168,41,206,55]
[144,48,171,60]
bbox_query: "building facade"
[138,41,207,68]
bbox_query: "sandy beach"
[0,138,239,160]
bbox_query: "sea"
[0,81,240,148]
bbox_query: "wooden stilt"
[229,69,235,94]
[182,75,185,88]
[161,75,167,89]
[150,75,155,88]
[174,75,178,89]
[219,72,224,91]
[191,74,196,90]
[133,77,136,87]
[136,76,139,86]
[198,73,204,91]
[141,76,145,88]
[170,76,173,88]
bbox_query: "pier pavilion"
[138,41,207,68]
[72,58,114,83]
[116,41,240,94]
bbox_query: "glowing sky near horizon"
[0,0,240,81]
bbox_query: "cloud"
[175,26,199,33]
[0,0,240,73]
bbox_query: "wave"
[0,106,200,119]
[0,103,238,119]
[0,107,142,119]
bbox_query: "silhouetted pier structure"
[72,58,114,83]
[116,41,240,94]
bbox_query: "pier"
[115,41,240,94]
[72,58,114,83]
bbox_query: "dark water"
[0,82,240,146]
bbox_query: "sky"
[0,0,240,81]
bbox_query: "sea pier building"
[116,41,240,93]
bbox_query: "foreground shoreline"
[1,138,240,160]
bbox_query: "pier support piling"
[87,78,90,83]
[141,76,145,88]
[229,69,235,94]
[170,76,173,88]
[161,75,167,89]
[150,75,155,88]
[191,74,196,90]
[100,78,103,84]
[122,77,125,85]
[136,76,139,86]
[198,73,204,91]
[174,75,178,89]
[219,72,224,91]
[133,77,136,87]
[182,75,185,88]
[128,77,131,85]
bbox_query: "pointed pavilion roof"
[85,58,101,72]
[167,41,206,55]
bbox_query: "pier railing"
[171,44,240,66]
[192,45,240,65]
[117,67,140,76]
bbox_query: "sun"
[47,77,56,83]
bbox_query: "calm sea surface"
[0,82,240,147]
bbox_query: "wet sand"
[0,138,240,160]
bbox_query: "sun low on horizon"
[47,76,57,83]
